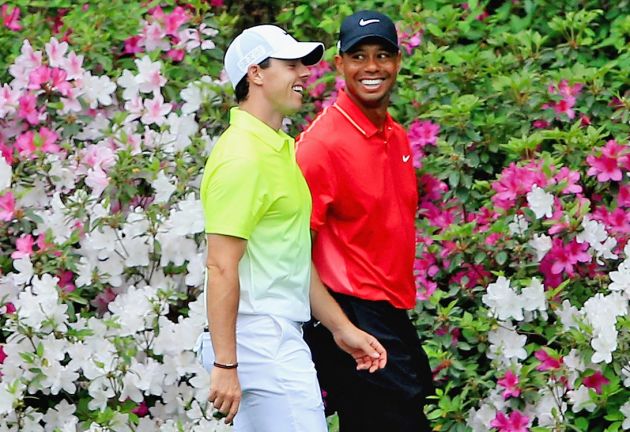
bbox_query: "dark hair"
[234,57,271,103]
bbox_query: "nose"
[364,55,378,72]
[297,61,311,79]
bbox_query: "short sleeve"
[296,135,336,231]
[201,158,269,239]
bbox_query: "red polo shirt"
[296,90,417,309]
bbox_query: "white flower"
[528,233,552,262]
[168,193,205,236]
[45,38,68,68]
[591,331,617,364]
[11,256,33,285]
[141,93,172,125]
[153,170,177,204]
[487,325,527,362]
[567,385,596,413]
[81,72,116,108]
[43,400,77,432]
[527,185,554,219]
[556,299,580,331]
[621,401,630,430]
[61,51,84,80]
[482,276,523,321]
[467,404,496,432]
[118,69,140,100]
[508,214,528,235]
[118,235,151,267]
[164,113,199,152]
[47,155,77,192]
[186,253,205,287]
[520,277,547,312]
[135,56,166,94]
[577,217,618,262]
[33,192,76,243]
[535,387,567,427]
[609,262,630,298]
[0,83,21,118]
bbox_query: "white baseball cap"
[224,25,324,88]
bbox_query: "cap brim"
[271,42,324,65]
[341,35,398,53]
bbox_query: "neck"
[239,97,284,131]
[345,91,389,130]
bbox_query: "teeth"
[292,85,303,93]
[361,79,383,86]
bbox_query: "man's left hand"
[331,325,387,373]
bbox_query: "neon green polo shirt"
[200,108,312,322]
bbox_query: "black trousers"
[304,292,434,432]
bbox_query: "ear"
[247,64,264,86]
[396,50,402,72]
[334,53,344,75]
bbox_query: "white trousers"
[196,314,327,432]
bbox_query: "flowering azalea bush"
[1,1,629,431]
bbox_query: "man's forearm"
[309,263,353,333]
[206,264,240,365]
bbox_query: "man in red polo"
[296,10,434,432]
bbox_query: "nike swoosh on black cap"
[338,10,399,53]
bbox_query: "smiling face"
[259,58,311,116]
[335,41,401,110]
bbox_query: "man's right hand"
[208,368,241,424]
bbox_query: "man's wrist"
[213,361,238,369]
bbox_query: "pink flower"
[0,191,16,221]
[554,167,582,194]
[132,401,149,417]
[419,174,448,200]
[547,239,590,276]
[57,270,76,293]
[166,49,185,62]
[532,119,550,129]
[583,371,609,394]
[0,345,6,364]
[497,370,521,399]
[491,410,530,432]
[408,120,440,147]
[580,114,591,127]
[618,184,630,208]
[551,99,575,119]
[17,93,40,125]
[124,35,143,55]
[15,128,60,158]
[1,5,21,31]
[211,0,224,6]
[450,264,491,289]
[162,6,189,36]
[604,208,630,234]
[408,120,440,168]
[400,30,423,55]
[11,234,34,259]
[535,349,563,371]
[28,65,52,89]
[587,154,623,182]
[491,161,549,211]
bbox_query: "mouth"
[359,78,384,89]
[292,85,304,95]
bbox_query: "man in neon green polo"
[197,25,387,432]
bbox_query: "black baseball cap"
[338,11,399,53]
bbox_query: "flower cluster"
[0,19,229,430]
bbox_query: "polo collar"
[229,107,293,151]
[333,89,394,138]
